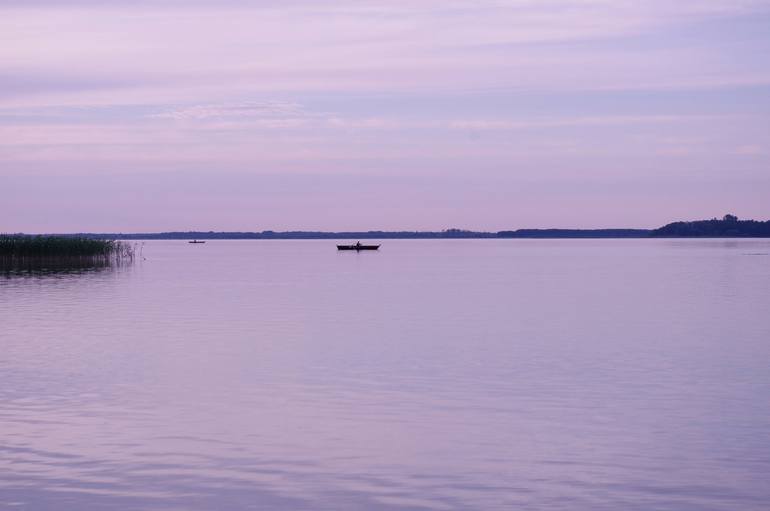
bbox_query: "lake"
[2,239,769,510]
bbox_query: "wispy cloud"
[447,115,728,131]
[150,101,303,121]
[3,0,770,109]
[734,144,765,155]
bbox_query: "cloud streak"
[3,0,770,108]
[150,102,304,120]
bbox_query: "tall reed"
[0,235,134,268]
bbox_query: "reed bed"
[0,235,134,268]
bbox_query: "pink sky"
[2,1,769,232]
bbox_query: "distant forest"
[12,215,770,239]
[497,229,649,238]
[649,215,770,237]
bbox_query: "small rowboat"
[188,240,206,244]
[337,243,379,251]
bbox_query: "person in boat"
[356,241,361,248]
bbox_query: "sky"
[2,0,770,232]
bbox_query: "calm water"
[2,239,770,510]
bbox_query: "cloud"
[150,102,304,120]
[2,0,770,110]
[326,117,406,130]
[734,144,765,155]
[447,115,723,131]
[2,1,768,181]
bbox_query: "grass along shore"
[0,235,135,267]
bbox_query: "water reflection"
[660,238,770,250]
[2,262,113,279]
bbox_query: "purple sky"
[2,0,769,232]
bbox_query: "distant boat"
[188,240,206,244]
[337,242,379,251]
